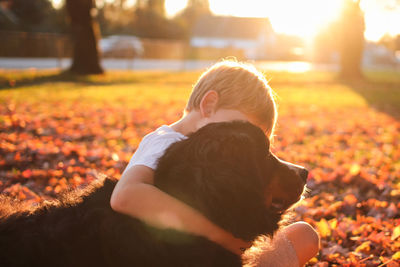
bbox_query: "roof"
[192,15,273,40]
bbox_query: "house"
[363,42,400,67]
[190,15,276,60]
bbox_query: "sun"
[165,0,188,17]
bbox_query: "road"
[0,58,342,72]
[1,58,397,72]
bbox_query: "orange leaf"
[349,164,361,175]
[392,226,400,241]
[22,169,32,179]
[355,241,371,253]
[393,251,400,260]
[316,218,331,238]
[344,194,357,205]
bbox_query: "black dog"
[0,121,307,267]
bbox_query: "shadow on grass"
[340,71,400,119]
[0,70,146,90]
[0,69,199,90]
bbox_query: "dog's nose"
[300,168,308,183]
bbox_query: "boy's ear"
[199,90,219,118]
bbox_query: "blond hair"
[185,60,277,138]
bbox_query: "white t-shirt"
[123,125,186,172]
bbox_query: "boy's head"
[185,60,277,139]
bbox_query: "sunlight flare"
[165,0,188,17]
[163,0,400,41]
[209,0,343,39]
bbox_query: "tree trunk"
[66,0,103,75]
[339,0,365,79]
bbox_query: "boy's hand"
[217,233,252,255]
[282,222,320,266]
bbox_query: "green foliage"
[174,0,210,39]
[97,0,211,39]
[133,5,185,39]
[10,0,52,25]
[0,0,67,32]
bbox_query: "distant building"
[363,42,399,67]
[190,15,276,60]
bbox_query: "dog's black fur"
[0,121,305,267]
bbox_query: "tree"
[133,0,185,39]
[175,0,210,38]
[147,0,165,16]
[66,0,103,74]
[338,0,365,79]
[97,1,135,36]
[186,0,210,14]
[313,22,340,63]
[0,0,64,32]
[379,34,400,52]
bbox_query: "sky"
[52,0,400,42]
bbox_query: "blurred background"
[0,0,399,75]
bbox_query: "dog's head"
[154,121,307,241]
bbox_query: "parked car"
[99,35,143,58]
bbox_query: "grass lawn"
[1,69,399,112]
[0,69,399,266]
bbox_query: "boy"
[110,61,319,266]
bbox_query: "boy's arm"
[110,165,248,254]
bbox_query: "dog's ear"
[155,121,281,241]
